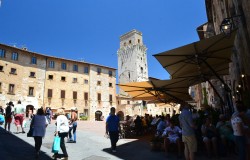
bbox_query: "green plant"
[80,116,88,121]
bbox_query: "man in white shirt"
[162,119,182,158]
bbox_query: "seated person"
[201,118,218,158]
[216,114,234,147]
[156,116,166,136]
[162,119,182,157]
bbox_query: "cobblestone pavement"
[0,119,238,160]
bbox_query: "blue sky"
[0,0,207,80]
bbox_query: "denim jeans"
[109,131,119,150]
[234,135,246,160]
[69,122,77,141]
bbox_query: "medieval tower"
[117,29,148,93]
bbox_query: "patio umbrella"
[154,30,237,113]
[117,78,193,103]
[153,30,237,84]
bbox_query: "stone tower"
[117,29,148,92]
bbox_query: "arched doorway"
[117,111,124,121]
[95,110,102,121]
[26,105,34,118]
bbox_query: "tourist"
[4,102,14,133]
[134,115,143,136]
[52,108,69,160]
[30,108,48,158]
[162,119,182,158]
[201,117,218,158]
[231,101,248,160]
[156,116,166,136]
[14,100,25,134]
[106,107,121,153]
[46,107,52,124]
[179,103,197,160]
[0,111,5,125]
[68,108,78,143]
[216,114,234,155]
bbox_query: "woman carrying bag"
[30,107,48,158]
[52,108,69,160]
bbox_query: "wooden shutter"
[48,89,52,98]
[61,90,65,98]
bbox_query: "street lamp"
[220,15,242,35]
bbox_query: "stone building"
[193,0,250,111]
[0,44,116,120]
[116,29,170,117]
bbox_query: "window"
[97,93,101,102]
[109,94,112,102]
[127,101,130,104]
[61,62,67,70]
[11,52,18,61]
[141,67,143,74]
[0,49,6,58]
[84,79,88,84]
[48,75,53,80]
[30,72,35,77]
[138,39,140,43]
[0,65,3,71]
[73,91,77,99]
[84,92,88,100]
[73,64,78,72]
[84,109,88,116]
[28,87,34,96]
[31,57,37,64]
[10,68,16,74]
[48,89,53,98]
[61,90,65,99]
[8,84,15,94]
[108,70,112,77]
[109,83,113,87]
[49,61,55,68]
[73,78,77,83]
[97,81,101,85]
[97,68,101,75]
[129,40,132,44]
[61,76,66,81]
[0,82,2,93]
[84,67,89,74]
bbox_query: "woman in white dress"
[30,107,48,158]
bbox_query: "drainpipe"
[42,57,47,109]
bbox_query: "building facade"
[0,44,116,120]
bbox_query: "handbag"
[52,136,61,153]
[27,116,35,137]
[27,127,34,137]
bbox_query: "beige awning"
[117,78,193,103]
[154,30,237,79]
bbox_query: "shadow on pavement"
[102,138,167,160]
[0,127,52,160]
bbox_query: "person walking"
[179,103,197,160]
[106,107,121,152]
[4,102,14,133]
[68,108,78,143]
[52,108,69,160]
[14,100,26,134]
[30,107,48,158]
